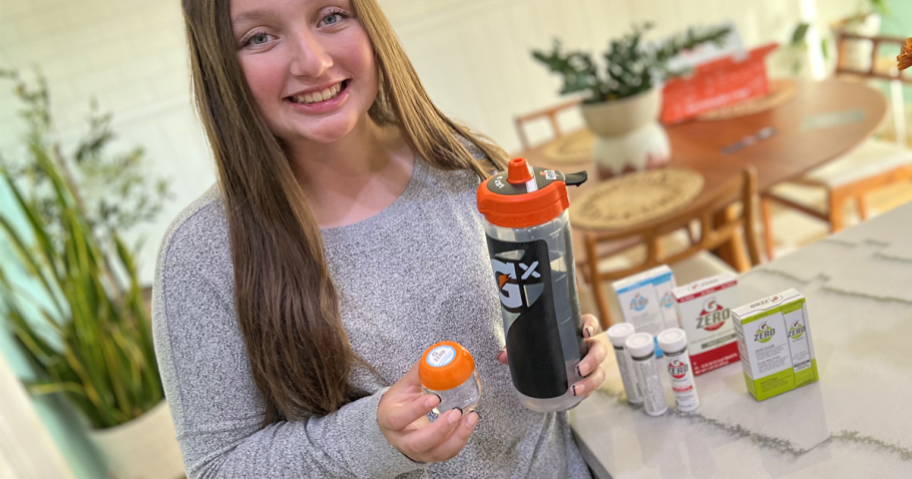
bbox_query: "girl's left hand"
[496,314,607,400]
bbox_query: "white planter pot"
[581,87,662,136]
[581,88,671,179]
[88,401,186,479]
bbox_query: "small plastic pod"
[419,341,482,416]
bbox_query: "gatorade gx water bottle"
[477,157,588,412]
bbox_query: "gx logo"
[491,255,542,311]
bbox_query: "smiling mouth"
[287,80,349,105]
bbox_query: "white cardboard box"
[612,266,680,357]
[672,273,741,375]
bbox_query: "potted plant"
[0,70,182,479]
[533,23,730,178]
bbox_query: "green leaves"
[532,40,600,96]
[790,23,810,46]
[0,70,164,429]
[869,0,889,15]
[0,69,171,259]
[532,23,732,103]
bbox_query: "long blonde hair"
[182,0,508,422]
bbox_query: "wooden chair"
[760,32,912,259]
[583,167,762,330]
[514,98,582,150]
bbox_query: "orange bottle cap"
[507,157,533,184]
[419,341,475,391]
[477,158,587,229]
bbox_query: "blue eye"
[250,33,269,45]
[321,9,349,26]
[242,31,272,47]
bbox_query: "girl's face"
[231,0,378,145]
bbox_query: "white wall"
[384,0,808,150]
[0,0,859,284]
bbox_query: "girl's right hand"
[377,360,480,463]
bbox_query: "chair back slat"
[514,98,582,150]
[833,31,911,85]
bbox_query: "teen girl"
[153,1,607,476]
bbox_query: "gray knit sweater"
[151,157,591,478]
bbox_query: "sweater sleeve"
[151,207,424,479]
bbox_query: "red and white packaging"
[671,274,741,376]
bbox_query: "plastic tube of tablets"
[607,323,643,405]
[657,328,699,412]
[625,332,668,416]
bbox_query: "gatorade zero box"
[672,274,741,376]
[477,157,588,412]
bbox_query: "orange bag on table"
[661,43,778,125]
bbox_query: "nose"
[288,28,333,78]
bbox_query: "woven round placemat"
[696,79,798,121]
[570,168,704,229]
[541,129,594,164]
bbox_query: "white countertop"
[571,202,912,478]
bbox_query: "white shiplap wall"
[383,0,843,151]
[0,0,858,283]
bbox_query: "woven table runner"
[570,168,705,229]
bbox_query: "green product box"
[731,289,818,401]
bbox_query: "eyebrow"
[231,9,270,27]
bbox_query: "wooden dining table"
[520,79,888,270]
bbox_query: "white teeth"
[291,82,344,104]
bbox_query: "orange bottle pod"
[419,341,481,416]
[419,341,476,391]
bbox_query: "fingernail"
[572,384,585,396]
[585,326,594,338]
[576,364,592,378]
[426,395,441,408]
[449,407,463,424]
[467,412,479,427]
